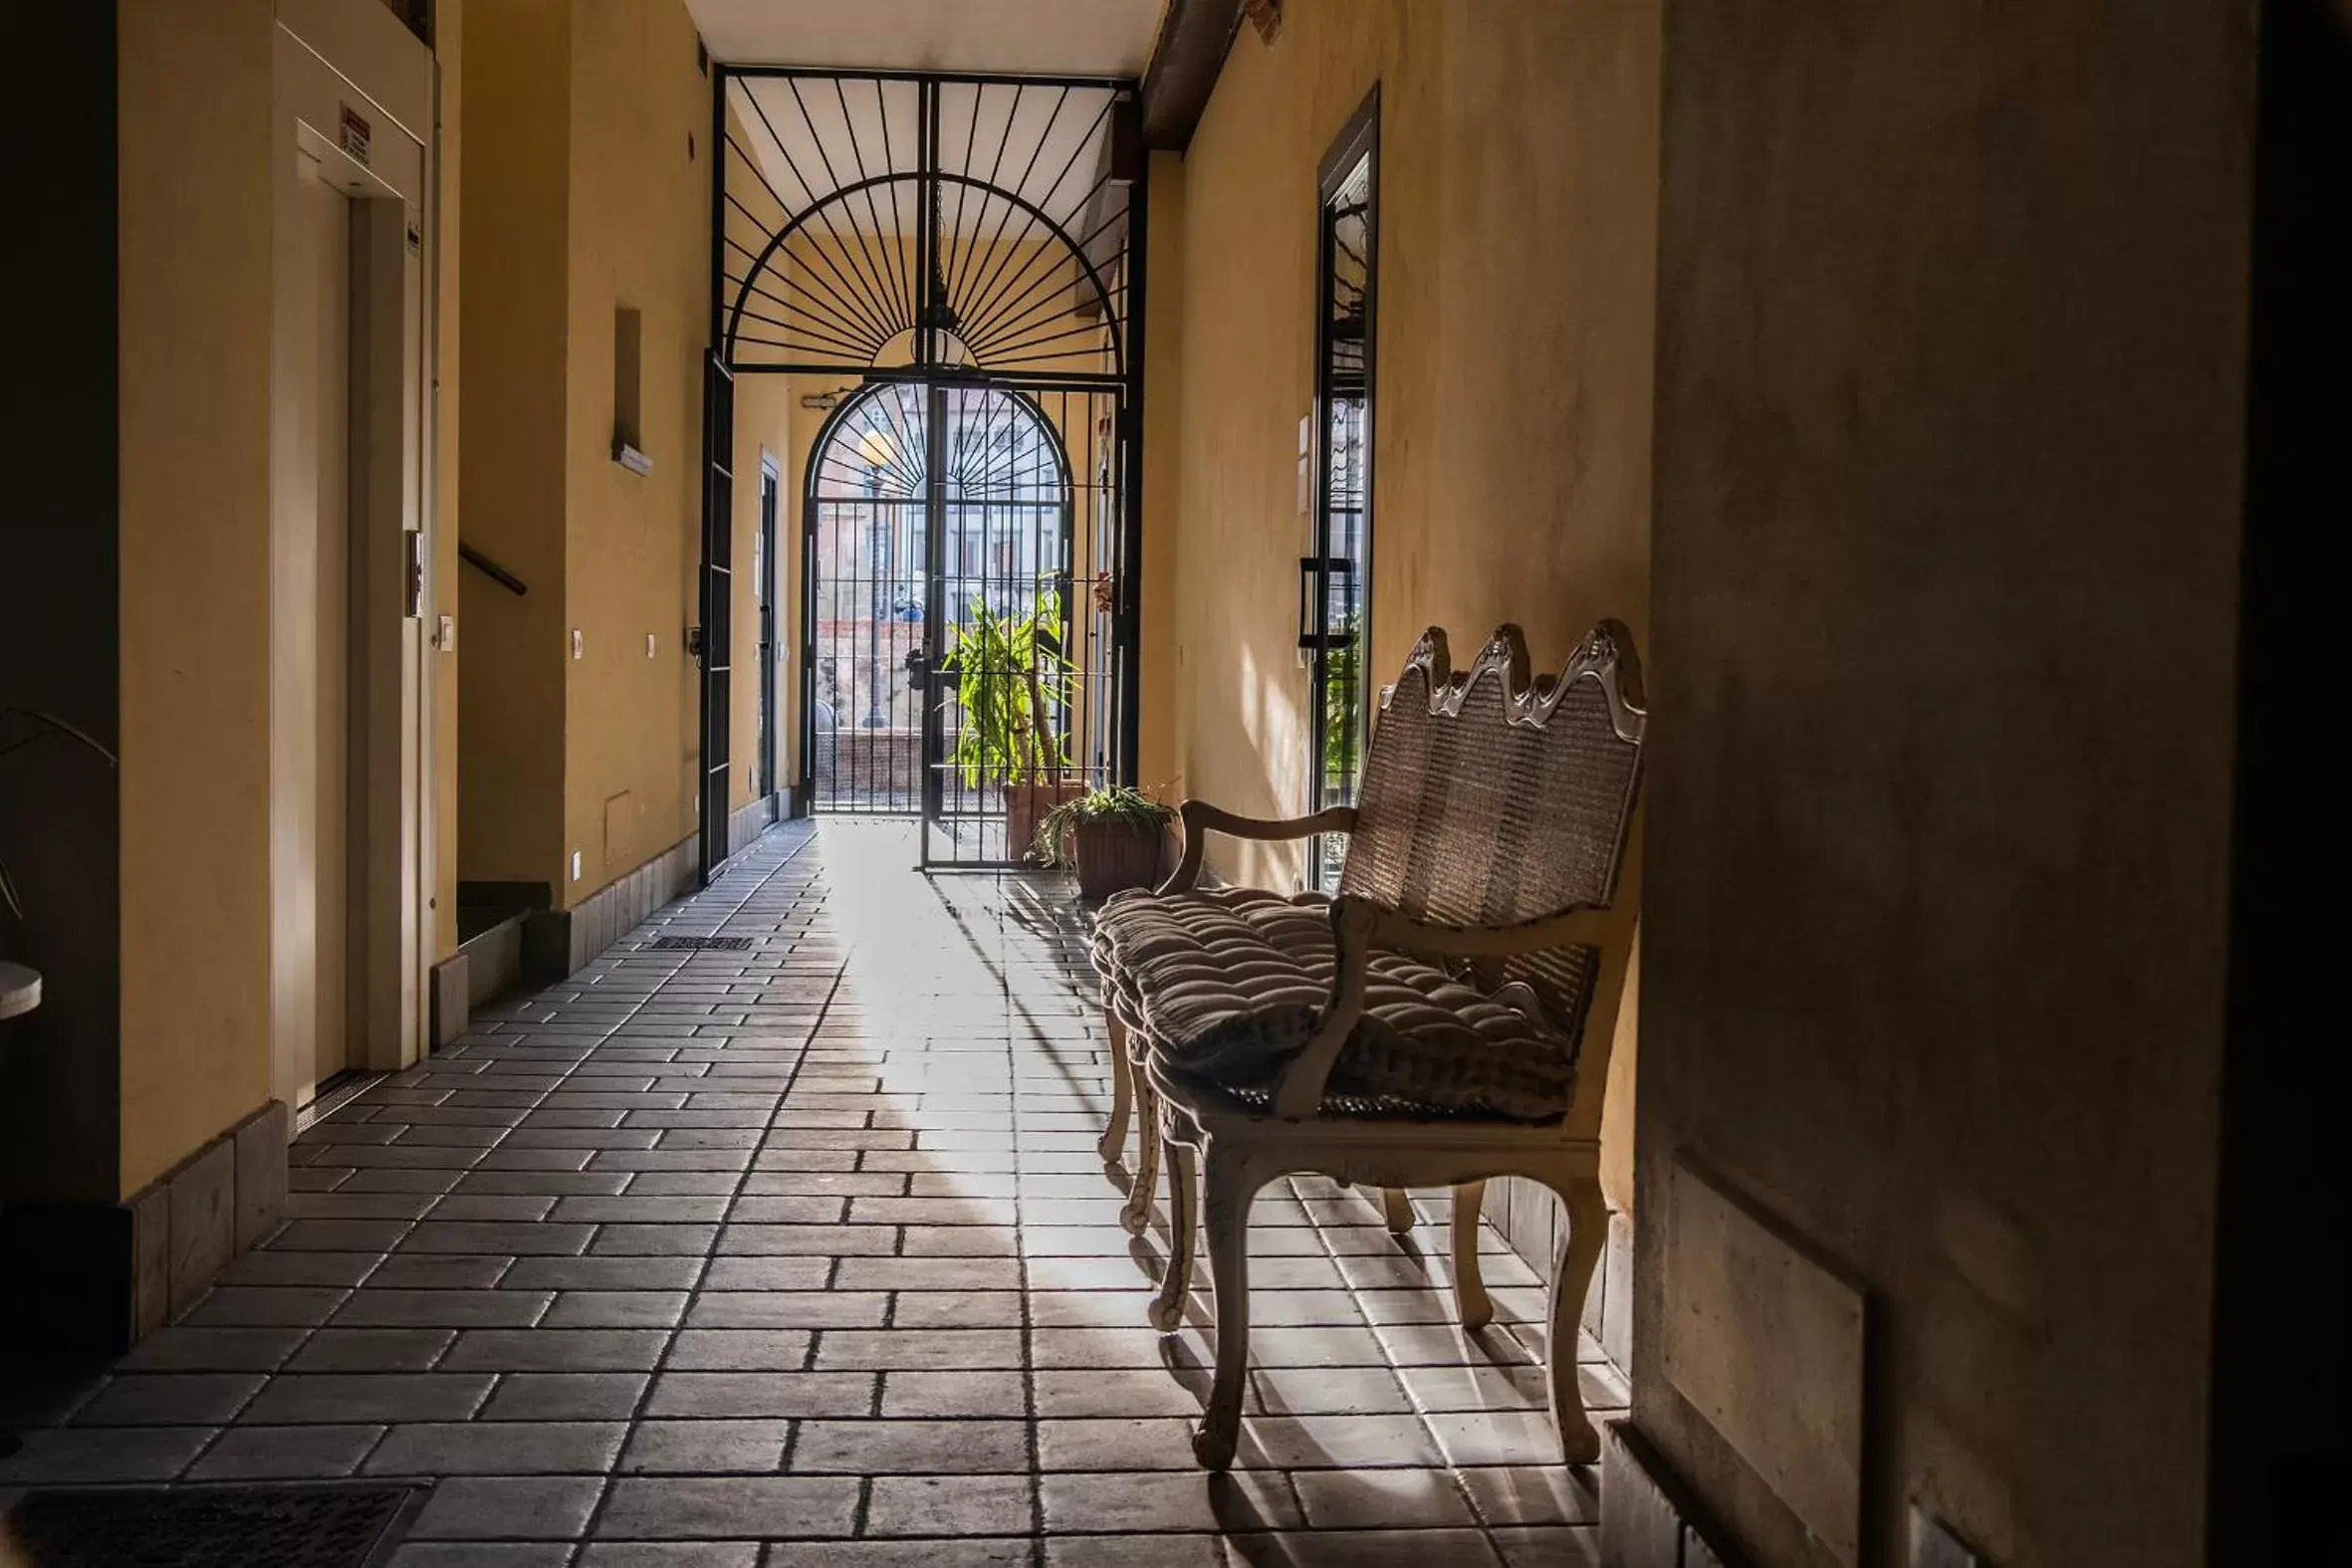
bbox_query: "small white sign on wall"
[339,103,370,165]
[1296,413,1312,519]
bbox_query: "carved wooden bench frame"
[1091,621,1646,1469]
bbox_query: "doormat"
[0,1482,421,1568]
[645,935,754,951]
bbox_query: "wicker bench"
[1089,620,1645,1468]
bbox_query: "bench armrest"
[1158,800,1358,894]
[1269,897,1617,1119]
[1369,905,1614,959]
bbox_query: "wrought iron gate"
[709,66,1144,871]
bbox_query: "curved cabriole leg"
[1119,1077,1161,1235]
[1451,1180,1493,1330]
[1096,1012,1133,1168]
[1150,1137,1199,1332]
[1547,1178,1608,1464]
[1379,1186,1415,1237]
[1192,1146,1262,1470]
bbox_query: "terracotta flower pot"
[1072,818,1167,900]
[1005,778,1084,863]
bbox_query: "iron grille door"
[711,68,1146,867]
[917,381,1114,869]
[699,350,735,885]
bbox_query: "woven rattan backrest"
[1337,620,1646,1051]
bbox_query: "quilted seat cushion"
[1090,887,1574,1122]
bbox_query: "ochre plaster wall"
[1161,0,1659,1209]
[117,0,279,1196]
[462,0,708,906]
[561,0,710,898]
[456,0,571,893]
[1637,3,2251,1563]
[729,374,808,813]
[1169,0,1658,885]
[723,118,812,819]
[432,0,463,958]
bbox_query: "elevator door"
[294,152,355,1106]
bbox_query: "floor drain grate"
[645,935,754,951]
[1,1482,421,1568]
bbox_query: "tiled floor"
[1,820,1617,1565]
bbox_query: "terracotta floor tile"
[7,823,1614,1564]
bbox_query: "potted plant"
[2,708,117,1026]
[2,707,117,926]
[945,591,1081,855]
[1036,785,1175,900]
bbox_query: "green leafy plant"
[1,707,118,919]
[946,591,1073,787]
[1034,785,1175,870]
[1321,608,1363,789]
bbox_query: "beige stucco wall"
[459,0,709,907]
[1160,0,1659,1210]
[431,0,462,958]
[723,109,814,819]
[117,0,280,1196]
[562,0,709,897]
[1636,2,2251,1563]
[113,0,451,1193]
[729,375,800,813]
[456,0,571,893]
[1169,0,1658,882]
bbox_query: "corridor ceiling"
[684,0,1167,78]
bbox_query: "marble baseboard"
[523,835,699,984]
[1488,1175,1635,1376]
[726,793,780,862]
[1600,1420,1751,1568]
[0,1100,287,1355]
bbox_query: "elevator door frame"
[270,8,438,1116]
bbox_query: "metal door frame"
[756,454,781,805]
[798,376,1090,846]
[705,64,1147,870]
[697,352,734,886]
[1303,88,1379,887]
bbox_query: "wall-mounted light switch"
[646,632,657,657]
[572,629,586,660]
[571,850,584,882]
[438,614,455,652]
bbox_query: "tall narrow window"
[1306,91,1377,886]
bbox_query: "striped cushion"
[1091,887,1573,1122]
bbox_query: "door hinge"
[405,532,426,619]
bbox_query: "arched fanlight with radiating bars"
[704,66,1143,873]
[717,71,1134,383]
[811,382,1072,505]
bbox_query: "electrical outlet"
[571,850,583,882]
[1910,1506,1984,1568]
[572,629,586,660]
